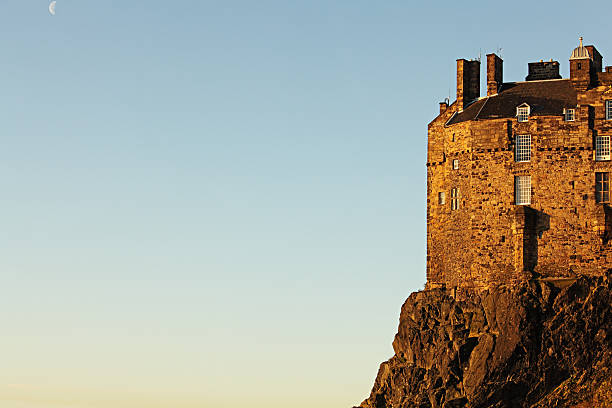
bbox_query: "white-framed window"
[438,192,446,205]
[451,188,459,210]
[515,134,531,162]
[453,159,459,170]
[517,105,530,122]
[564,108,575,121]
[606,100,612,120]
[596,135,611,161]
[515,175,531,205]
[596,172,610,203]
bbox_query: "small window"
[596,172,610,203]
[577,63,582,70]
[596,135,611,161]
[515,175,531,205]
[606,101,612,120]
[438,192,446,205]
[517,106,530,122]
[453,159,459,170]
[451,133,456,142]
[451,188,459,210]
[515,134,531,162]
[564,108,575,121]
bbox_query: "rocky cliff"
[356,272,611,408]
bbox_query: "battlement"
[426,40,612,289]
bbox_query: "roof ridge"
[509,78,569,84]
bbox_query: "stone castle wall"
[426,70,612,288]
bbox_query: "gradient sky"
[1,1,610,407]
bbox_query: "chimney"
[586,45,603,72]
[486,53,503,96]
[457,59,480,110]
[525,60,561,81]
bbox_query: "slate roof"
[446,79,577,126]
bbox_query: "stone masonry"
[427,39,612,289]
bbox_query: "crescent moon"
[49,1,56,15]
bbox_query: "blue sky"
[0,1,610,407]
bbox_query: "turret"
[570,37,595,90]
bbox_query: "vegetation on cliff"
[357,272,611,408]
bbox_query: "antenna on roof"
[497,47,503,59]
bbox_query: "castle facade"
[427,39,611,288]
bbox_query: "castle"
[427,39,611,289]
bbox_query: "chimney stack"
[486,53,503,96]
[585,45,603,72]
[525,60,561,81]
[457,59,480,110]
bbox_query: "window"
[564,108,575,121]
[438,192,446,205]
[451,133,456,142]
[453,159,459,170]
[517,105,530,122]
[451,188,459,210]
[606,100,612,120]
[596,135,611,161]
[596,172,610,203]
[515,134,531,162]
[515,175,531,205]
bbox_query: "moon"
[49,1,56,15]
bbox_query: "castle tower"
[570,37,593,91]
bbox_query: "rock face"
[357,272,611,408]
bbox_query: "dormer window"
[517,104,530,122]
[564,108,576,121]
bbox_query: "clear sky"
[0,1,610,407]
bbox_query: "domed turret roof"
[570,37,591,60]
